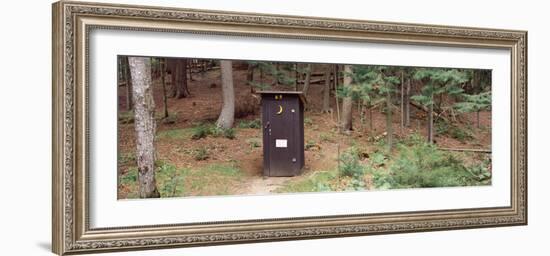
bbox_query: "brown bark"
[188,60,195,81]
[477,111,481,128]
[400,72,404,134]
[302,64,313,98]
[128,56,160,198]
[175,59,190,99]
[246,63,254,85]
[124,57,133,111]
[427,102,434,144]
[272,62,279,86]
[386,89,393,150]
[341,65,353,132]
[160,59,169,119]
[216,60,235,129]
[404,78,411,127]
[260,67,264,86]
[294,64,299,91]
[369,107,373,132]
[322,67,331,113]
[334,65,341,124]
[166,59,177,98]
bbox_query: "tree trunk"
[188,60,195,81]
[246,63,254,85]
[272,62,279,86]
[118,57,124,83]
[341,65,353,132]
[334,65,341,124]
[294,64,299,91]
[369,106,373,132]
[472,70,478,94]
[302,64,313,98]
[167,59,177,98]
[405,78,411,127]
[400,72,404,134]
[477,111,481,128]
[128,57,160,198]
[427,102,434,144]
[216,60,235,129]
[322,67,331,113]
[201,59,207,74]
[359,102,364,131]
[160,59,169,119]
[260,68,264,84]
[175,59,190,99]
[386,90,393,151]
[124,57,133,111]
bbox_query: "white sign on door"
[275,139,288,148]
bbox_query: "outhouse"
[258,91,305,177]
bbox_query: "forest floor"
[117,66,492,199]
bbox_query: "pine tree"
[340,65,400,150]
[454,91,491,128]
[342,65,379,132]
[246,61,297,90]
[412,68,469,143]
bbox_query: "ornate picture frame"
[52,1,527,255]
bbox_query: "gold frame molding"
[52,1,527,255]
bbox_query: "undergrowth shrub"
[465,157,492,185]
[388,134,485,188]
[193,147,209,161]
[436,120,474,142]
[338,147,364,178]
[118,111,134,124]
[191,123,211,140]
[191,123,236,140]
[217,127,236,139]
[237,119,261,129]
[246,138,261,148]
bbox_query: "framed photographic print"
[52,0,527,255]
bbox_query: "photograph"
[117,57,493,199]
[49,1,529,254]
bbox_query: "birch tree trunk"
[216,60,235,129]
[341,65,353,132]
[128,56,160,198]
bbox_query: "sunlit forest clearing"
[117,57,492,199]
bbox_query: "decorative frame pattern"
[52,1,527,255]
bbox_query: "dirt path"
[244,176,294,195]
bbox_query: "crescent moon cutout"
[276,105,283,114]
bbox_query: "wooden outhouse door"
[260,91,305,177]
